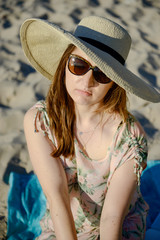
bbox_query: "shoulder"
[24,100,50,136]
[24,106,37,131]
[24,100,44,122]
[121,113,147,140]
[24,100,46,117]
[115,113,148,158]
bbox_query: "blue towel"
[7,172,46,240]
[140,160,160,230]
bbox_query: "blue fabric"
[7,172,46,240]
[140,160,160,230]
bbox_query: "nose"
[81,69,96,88]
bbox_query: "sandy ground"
[0,0,160,238]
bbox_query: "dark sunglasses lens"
[69,57,89,75]
[93,67,111,84]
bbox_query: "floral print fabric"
[33,101,149,240]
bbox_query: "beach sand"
[0,0,160,238]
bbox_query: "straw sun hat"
[20,16,160,102]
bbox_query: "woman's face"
[65,47,113,107]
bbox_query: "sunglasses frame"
[68,54,112,84]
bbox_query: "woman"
[20,16,160,240]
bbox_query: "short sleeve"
[31,100,56,146]
[107,116,148,187]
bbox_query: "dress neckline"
[75,119,123,162]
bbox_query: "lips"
[76,89,92,96]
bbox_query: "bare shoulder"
[23,107,42,144]
[24,108,37,128]
[24,107,37,127]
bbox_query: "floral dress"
[32,101,149,240]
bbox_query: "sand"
[0,0,160,238]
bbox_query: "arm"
[24,108,77,240]
[100,159,137,240]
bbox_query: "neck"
[75,104,101,125]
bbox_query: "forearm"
[48,193,77,240]
[100,216,122,240]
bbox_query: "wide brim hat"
[20,16,160,102]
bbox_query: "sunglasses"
[68,54,112,84]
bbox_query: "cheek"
[98,83,113,98]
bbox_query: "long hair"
[46,44,128,158]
